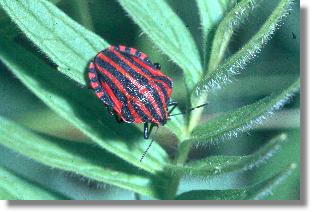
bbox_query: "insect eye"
[154,63,161,70]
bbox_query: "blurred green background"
[0,0,300,200]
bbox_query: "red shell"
[88,45,173,125]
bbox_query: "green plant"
[0,0,300,200]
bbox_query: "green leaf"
[0,116,158,198]
[167,133,288,177]
[16,109,87,142]
[196,0,236,66]
[189,0,260,133]
[194,0,294,95]
[0,38,169,174]
[244,163,297,200]
[0,166,65,200]
[245,129,300,200]
[207,0,264,73]
[0,144,137,200]
[196,0,236,44]
[256,109,300,129]
[188,78,299,144]
[175,163,297,200]
[118,0,202,91]
[0,0,108,85]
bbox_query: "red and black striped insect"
[88,45,178,139]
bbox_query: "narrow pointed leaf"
[175,163,297,200]
[246,164,297,200]
[196,0,236,43]
[0,116,158,198]
[194,0,293,95]
[118,0,202,90]
[207,0,264,73]
[0,166,65,200]
[196,0,236,66]
[168,134,288,177]
[188,78,299,144]
[0,38,169,174]
[190,0,263,130]
[0,0,108,85]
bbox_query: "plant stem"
[175,142,193,164]
[165,141,193,199]
[165,91,208,199]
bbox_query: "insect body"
[88,45,176,139]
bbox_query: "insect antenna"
[140,126,159,162]
[169,102,209,117]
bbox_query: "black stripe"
[89,66,114,106]
[104,50,167,121]
[99,69,150,123]
[114,50,171,117]
[121,104,134,123]
[89,76,98,83]
[154,76,173,89]
[94,86,102,93]
[106,51,166,118]
[119,51,154,75]
[134,50,141,57]
[89,66,96,73]
[97,73,134,123]
[99,62,162,123]
[95,51,164,123]
[125,47,131,54]
[154,81,170,105]
[118,51,173,88]
[130,99,149,122]
[97,72,127,103]
[95,84,113,107]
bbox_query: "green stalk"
[165,132,193,199]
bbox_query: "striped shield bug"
[88,45,178,139]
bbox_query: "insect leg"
[140,125,159,162]
[168,100,178,115]
[144,122,149,139]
